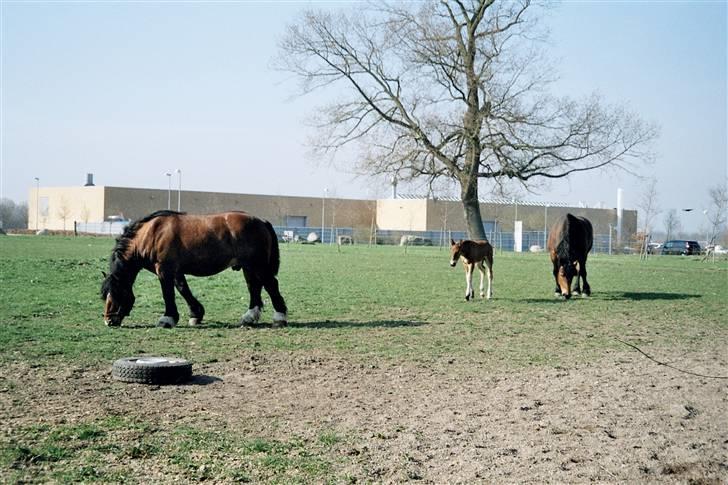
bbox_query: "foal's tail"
[264,220,281,276]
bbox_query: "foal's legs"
[479,258,493,299]
[156,265,180,328]
[174,274,205,325]
[464,263,474,301]
[240,268,264,325]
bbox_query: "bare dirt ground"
[3,347,727,484]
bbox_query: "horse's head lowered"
[450,239,463,267]
[101,272,135,326]
[555,258,578,299]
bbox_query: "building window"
[286,215,307,227]
[39,197,49,217]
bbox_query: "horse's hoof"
[272,312,287,327]
[157,316,177,328]
[104,319,120,327]
[240,307,261,326]
[188,318,201,326]
[554,292,561,299]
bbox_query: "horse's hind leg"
[261,273,288,327]
[483,257,493,300]
[477,262,486,299]
[174,274,205,326]
[240,269,264,326]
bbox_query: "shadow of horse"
[116,320,430,330]
[598,291,702,301]
[290,320,428,330]
[523,291,702,303]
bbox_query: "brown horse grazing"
[450,239,493,300]
[547,213,593,299]
[101,210,287,328]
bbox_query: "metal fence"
[75,221,130,236]
[75,221,618,254]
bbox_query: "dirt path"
[3,348,727,483]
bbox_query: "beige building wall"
[28,186,105,231]
[27,186,375,232]
[376,199,429,231]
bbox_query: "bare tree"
[79,205,91,225]
[278,0,657,238]
[663,209,681,241]
[0,198,28,229]
[705,181,727,246]
[637,177,659,259]
[56,197,72,231]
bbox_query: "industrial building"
[28,176,637,251]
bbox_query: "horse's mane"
[112,210,185,260]
[555,214,575,261]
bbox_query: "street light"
[34,177,39,230]
[543,204,549,248]
[165,172,172,209]
[322,188,328,243]
[176,169,182,211]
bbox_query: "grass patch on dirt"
[1,416,341,484]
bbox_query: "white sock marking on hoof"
[188,318,201,326]
[157,316,176,328]
[240,306,261,325]
[272,311,287,327]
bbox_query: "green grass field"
[1,235,726,368]
[1,235,726,482]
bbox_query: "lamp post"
[543,204,549,248]
[322,188,328,244]
[34,177,39,230]
[165,172,172,209]
[176,169,182,211]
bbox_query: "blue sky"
[1,1,725,231]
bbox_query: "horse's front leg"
[240,269,264,326]
[175,274,205,326]
[572,261,582,296]
[552,262,561,297]
[464,263,474,301]
[580,259,591,296]
[157,268,179,328]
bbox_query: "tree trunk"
[460,173,486,240]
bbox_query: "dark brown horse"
[450,239,494,300]
[101,210,287,328]
[547,213,593,299]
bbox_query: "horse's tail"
[264,220,280,276]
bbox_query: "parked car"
[661,240,701,256]
[646,242,662,254]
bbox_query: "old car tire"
[112,357,192,385]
